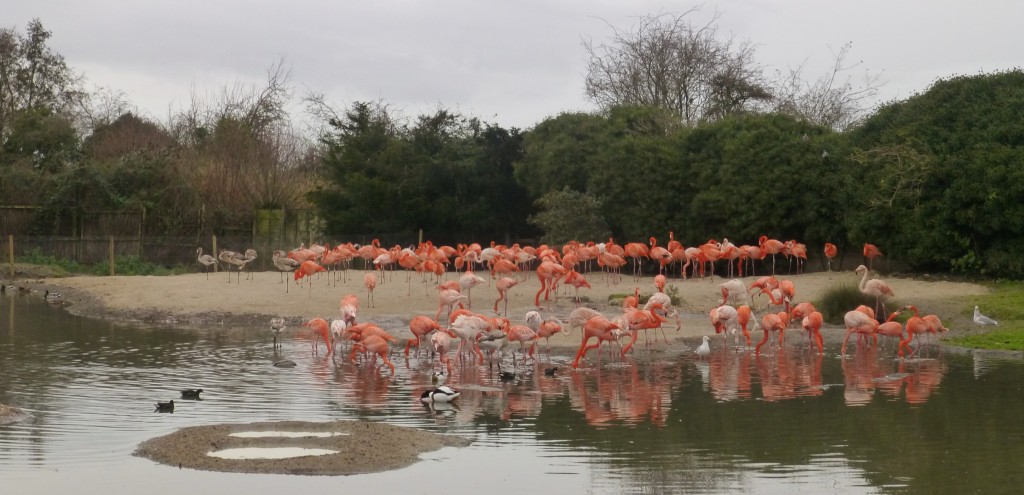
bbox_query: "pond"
[1,293,1022,494]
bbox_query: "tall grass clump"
[815,283,878,324]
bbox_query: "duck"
[544,366,558,376]
[273,359,297,368]
[695,336,711,360]
[420,386,460,404]
[498,370,516,382]
[180,389,203,400]
[44,290,63,304]
[1,284,14,295]
[154,400,175,413]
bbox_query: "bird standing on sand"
[974,306,999,327]
[196,248,216,279]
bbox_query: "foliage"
[847,70,1024,278]
[310,102,532,244]
[583,10,771,126]
[813,282,877,324]
[16,249,184,276]
[528,187,610,245]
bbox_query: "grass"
[813,282,883,325]
[947,281,1024,350]
[13,249,189,277]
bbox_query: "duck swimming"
[180,389,203,400]
[44,290,63,304]
[154,400,175,413]
[420,386,460,404]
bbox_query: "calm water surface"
[1,293,1022,494]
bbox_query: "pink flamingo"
[855,264,895,317]
[302,318,333,356]
[494,277,519,315]
[364,272,377,308]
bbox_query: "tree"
[583,11,771,126]
[771,42,882,131]
[529,187,610,245]
[0,19,82,142]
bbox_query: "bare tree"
[771,42,883,131]
[583,10,771,126]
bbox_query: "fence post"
[109,236,115,276]
[7,235,13,278]
[212,234,218,272]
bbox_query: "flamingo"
[437,289,468,322]
[430,328,456,374]
[476,328,510,367]
[824,242,838,276]
[571,316,623,369]
[563,269,592,305]
[863,243,883,270]
[855,264,895,318]
[654,274,666,293]
[534,260,567,307]
[340,294,360,325]
[875,310,905,350]
[710,305,740,346]
[364,272,377,308]
[272,250,302,292]
[506,324,540,364]
[196,248,216,279]
[458,271,486,308]
[350,334,395,374]
[899,305,929,358]
[758,236,786,275]
[801,311,824,354]
[448,314,488,364]
[405,315,441,358]
[294,260,326,296]
[218,249,245,283]
[841,310,879,357]
[494,277,518,315]
[756,312,790,355]
[302,318,333,356]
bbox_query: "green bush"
[815,282,879,324]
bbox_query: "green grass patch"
[948,281,1024,350]
[16,249,188,277]
[813,282,884,325]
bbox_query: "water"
[2,293,1023,494]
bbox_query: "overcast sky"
[9,1,1024,130]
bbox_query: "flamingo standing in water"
[571,316,623,369]
[756,311,790,355]
[302,318,333,356]
[196,248,216,279]
[841,310,879,357]
[404,315,441,358]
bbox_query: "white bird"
[431,371,447,385]
[695,336,711,360]
[270,317,286,348]
[420,385,460,403]
[974,306,999,327]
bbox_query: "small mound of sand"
[133,420,470,475]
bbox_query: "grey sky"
[9,1,1023,130]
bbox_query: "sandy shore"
[25,266,990,347]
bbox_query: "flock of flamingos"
[195,235,959,397]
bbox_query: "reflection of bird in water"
[432,371,447,385]
[44,290,63,305]
[695,336,711,360]
[695,360,711,391]
[973,306,999,327]
[420,386,460,403]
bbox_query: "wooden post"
[418,229,423,246]
[7,234,13,278]
[212,234,218,272]
[109,236,115,276]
